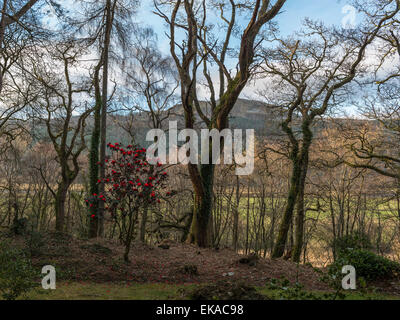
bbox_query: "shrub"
[333,231,373,256]
[328,248,400,282]
[85,143,174,262]
[0,242,37,300]
[266,277,333,300]
[24,230,46,257]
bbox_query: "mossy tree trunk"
[88,62,102,238]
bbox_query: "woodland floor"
[5,232,400,299]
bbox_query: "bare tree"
[0,0,40,93]
[28,41,92,231]
[154,0,286,247]
[258,1,399,261]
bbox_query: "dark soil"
[5,231,400,295]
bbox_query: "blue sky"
[277,0,353,34]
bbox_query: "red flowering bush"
[85,142,173,262]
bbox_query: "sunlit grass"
[24,282,194,300]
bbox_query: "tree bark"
[188,163,215,247]
[55,182,69,232]
[291,131,311,262]
[272,152,301,258]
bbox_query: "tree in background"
[260,1,399,261]
[0,0,45,142]
[122,26,178,242]
[28,41,92,231]
[0,0,41,93]
[343,1,400,184]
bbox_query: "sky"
[137,0,355,43]
[134,0,362,114]
[41,0,371,116]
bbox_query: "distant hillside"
[28,98,372,148]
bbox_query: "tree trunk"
[98,0,113,237]
[291,143,310,262]
[233,175,240,252]
[188,163,215,247]
[271,156,301,258]
[88,63,102,238]
[55,182,69,232]
[139,205,148,243]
